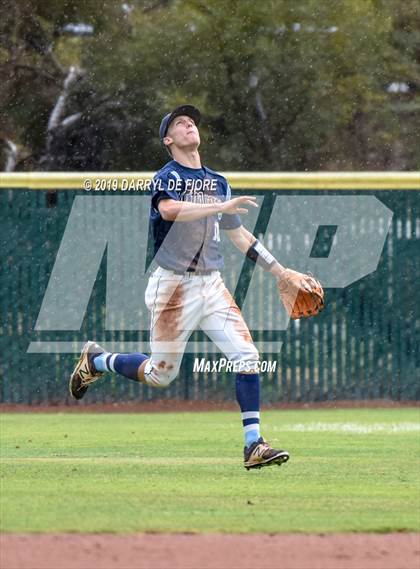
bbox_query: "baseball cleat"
[244,437,290,470]
[69,341,105,400]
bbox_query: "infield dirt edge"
[2,532,419,569]
[1,399,418,414]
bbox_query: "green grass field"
[1,408,419,533]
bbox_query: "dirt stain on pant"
[221,287,253,344]
[157,360,174,371]
[153,284,185,342]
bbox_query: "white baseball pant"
[143,267,259,387]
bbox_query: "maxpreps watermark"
[193,358,277,373]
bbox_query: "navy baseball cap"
[159,104,201,141]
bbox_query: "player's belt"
[172,269,217,276]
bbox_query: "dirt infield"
[1,399,418,413]
[2,533,419,569]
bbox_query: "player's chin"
[181,141,200,152]
[184,133,200,145]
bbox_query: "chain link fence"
[1,184,418,404]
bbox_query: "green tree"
[1,0,419,171]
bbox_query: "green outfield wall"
[0,173,419,404]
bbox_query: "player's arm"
[226,226,325,319]
[225,225,286,278]
[158,196,258,222]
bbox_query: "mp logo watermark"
[28,195,392,355]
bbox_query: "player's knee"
[143,360,179,388]
[153,369,177,388]
[232,345,260,373]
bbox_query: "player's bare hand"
[221,196,258,215]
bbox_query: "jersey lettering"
[213,221,220,242]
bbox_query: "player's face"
[165,115,200,151]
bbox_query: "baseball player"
[69,104,322,469]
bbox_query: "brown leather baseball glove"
[277,269,324,319]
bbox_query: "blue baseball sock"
[93,352,148,381]
[92,352,111,372]
[236,372,261,447]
